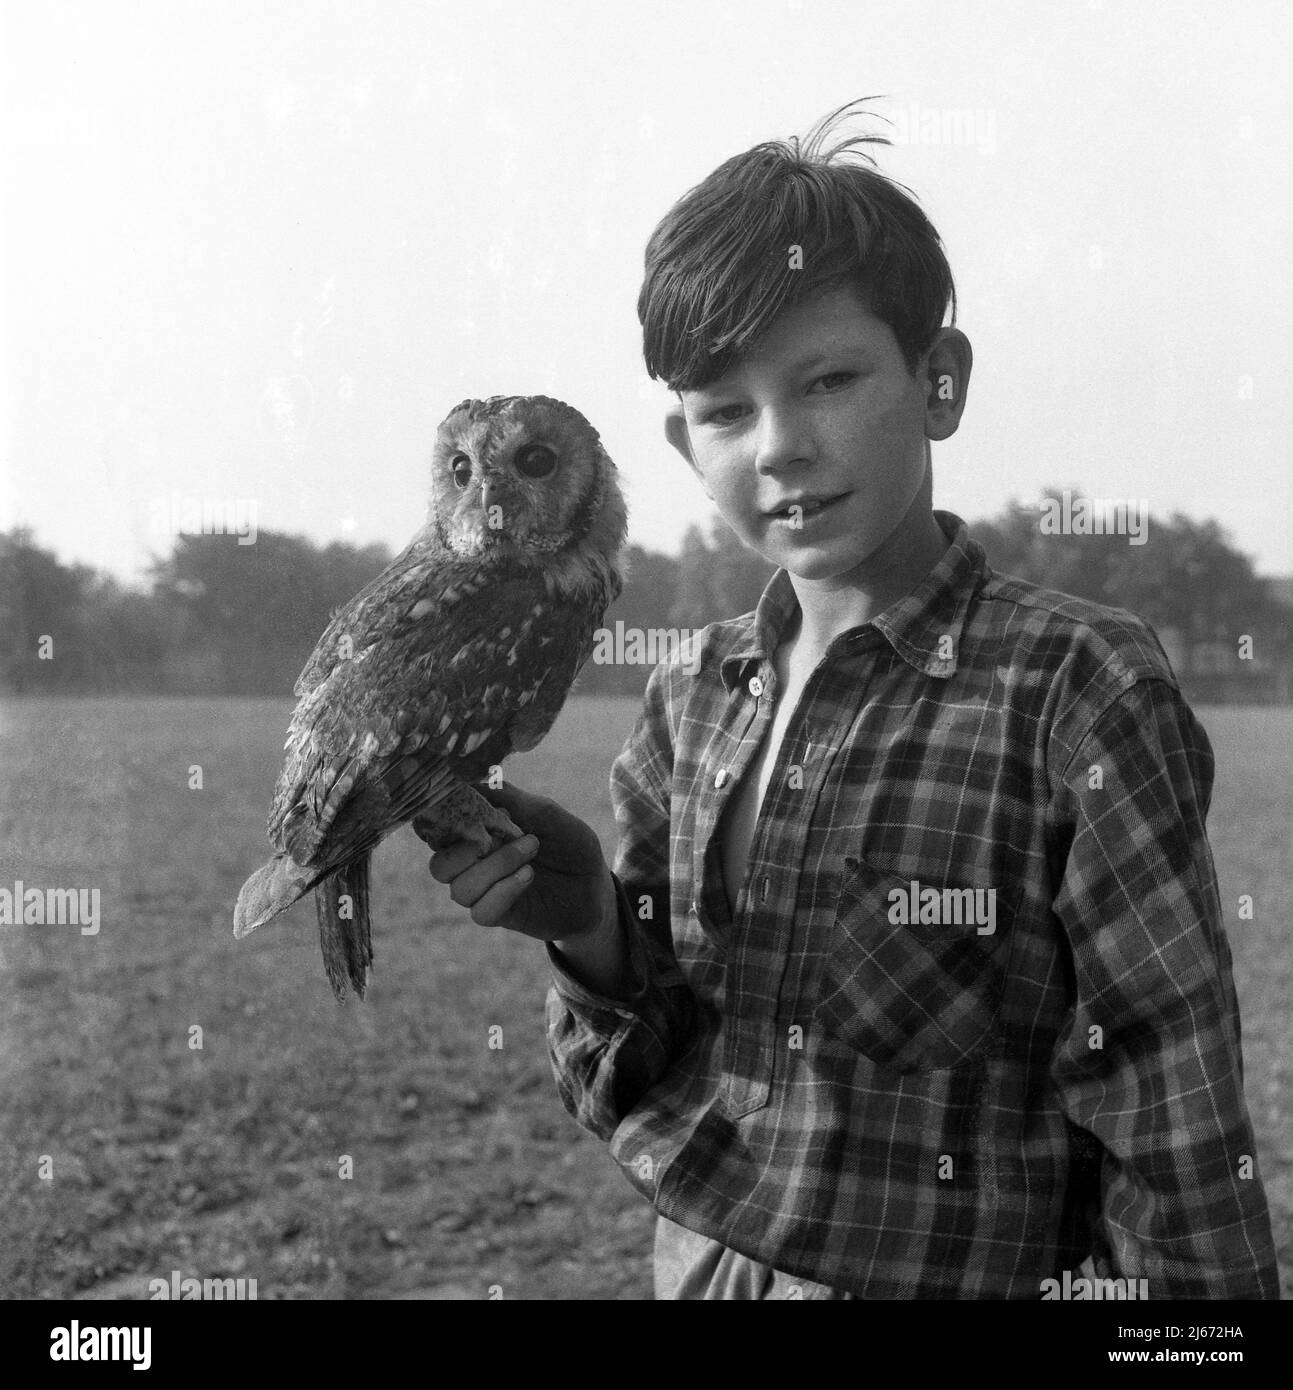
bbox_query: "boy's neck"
[784,508,949,658]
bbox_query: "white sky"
[1,0,1289,582]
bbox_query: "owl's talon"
[411,785,523,855]
[463,824,495,859]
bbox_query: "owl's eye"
[515,444,557,480]
[450,453,472,489]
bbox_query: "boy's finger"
[427,840,490,884]
[469,863,534,928]
[447,835,539,907]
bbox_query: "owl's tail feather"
[315,854,373,1003]
[233,854,317,938]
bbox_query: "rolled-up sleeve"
[1048,677,1279,1298]
[545,660,697,1141]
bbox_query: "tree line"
[2,491,1289,700]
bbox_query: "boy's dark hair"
[639,100,956,391]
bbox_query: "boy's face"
[666,285,969,586]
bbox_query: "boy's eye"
[812,371,857,391]
[704,402,747,425]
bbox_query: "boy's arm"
[1047,677,1279,1298]
[545,659,697,1141]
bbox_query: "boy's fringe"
[639,97,956,392]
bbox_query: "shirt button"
[714,769,729,788]
[748,676,764,697]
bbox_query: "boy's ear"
[923,328,973,442]
[665,401,712,497]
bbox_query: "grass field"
[0,696,1288,1300]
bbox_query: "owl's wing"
[269,555,609,875]
[291,536,450,699]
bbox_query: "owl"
[233,395,627,1001]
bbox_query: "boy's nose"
[754,411,815,473]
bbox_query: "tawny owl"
[233,395,627,1001]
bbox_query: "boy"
[424,108,1279,1299]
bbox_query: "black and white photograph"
[0,0,1288,1358]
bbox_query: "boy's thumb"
[475,781,603,865]
[476,780,546,825]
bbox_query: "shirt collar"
[719,510,988,692]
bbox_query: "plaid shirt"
[545,511,1279,1299]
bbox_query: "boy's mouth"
[763,492,851,521]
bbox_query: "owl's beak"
[479,477,511,539]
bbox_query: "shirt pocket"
[812,856,1017,1073]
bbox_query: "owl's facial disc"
[432,400,606,561]
[473,441,565,546]
[475,465,549,551]
[439,453,557,558]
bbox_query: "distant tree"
[709,516,776,619]
[972,491,1123,603]
[4,502,1286,700]
[80,574,188,692]
[149,531,391,695]
[970,499,1049,580]
[613,544,682,632]
[971,494,1293,669]
[1107,513,1287,648]
[578,542,682,695]
[669,523,719,630]
[0,528,97,690]
[666,516,775,631]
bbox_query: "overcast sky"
[1,0,1289,583]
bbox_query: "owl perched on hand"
[233,395,627,1001]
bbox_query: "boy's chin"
[782,556,874,584]
[763,538,885,584]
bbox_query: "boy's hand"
[415,782,616,946]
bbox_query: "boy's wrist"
[552,870,618,944]
[551,874,637,998]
